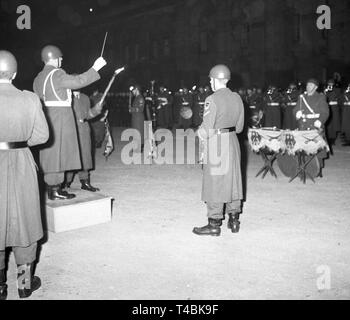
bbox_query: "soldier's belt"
[267,103,280,106]
[329,102,338,106]
[344,102,350,106]
[215,127,236,135]
[0,141,28,150]
[305,114,320,119]
[287,102,297,106]
[249,105,256,109]
[198,102,205,105]
[182,102,189,105]
[44,101,72,107]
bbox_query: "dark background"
[1,0,350,92]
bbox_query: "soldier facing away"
[0,51,49,299]
[33,45,106,200]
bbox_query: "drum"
[277,151,321,180]
[276,154,298,178]
[280,130,329,155]
[248,127,283,153]
[180,106,193,120]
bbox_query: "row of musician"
[93,79,350,146]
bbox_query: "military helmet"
[306,78,319,87]
[41,45,63,63]
[0,50,17,77]
[327,79,335,85]
[209,64,231,80]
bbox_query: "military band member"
[293,78,329,172]
[178,87,193,130]
[324,79,342,145]
[341,83,350,146]
[130,85,145,153]
[263,85,282,128]
[156,86,172,129]
[0,51,49,299]
[282,83,299,130]
[247,88,264,128]
[33,45,107,200]
[65,91,102,192]
[192,86,207,129]
[193,65,244,237]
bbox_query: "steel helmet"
[0,50,17,76]
[209,64,231,80]
[41,45,63,63]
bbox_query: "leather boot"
[17,263,41,299]
[0,269,7,300]
[81,179,100,192]
[48,185,76,200]
[193,218,222,237]
[228,213,241,233]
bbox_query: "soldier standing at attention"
[193,65,244,237]
[293,78,329,173]
[0,51,49,299]
[263,85,282,129]
[282,83,299,130]
[33,45,106,200]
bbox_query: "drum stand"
[256,148,278,179]
[289,151,316,184]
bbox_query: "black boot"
[48,185,76,200]
[17,263,41,299]
[0,269,7,300]
[193,218,222,237]
[81,179,100,192]
[228,213,241,233]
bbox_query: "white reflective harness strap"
[43,68,72,107]
[301,95,320,119]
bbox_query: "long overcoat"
[33,66,100,173]
[0,84,49,249]
[199,88,244,203]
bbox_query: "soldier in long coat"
[33,45,106,200]
[0,51,49,299]
[193,65,244,237]
[65,91,102,192]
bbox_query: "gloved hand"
[314,120,322,129]
[92,57,107,72]
[296,110,303,120]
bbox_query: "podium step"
[45,189,113,233]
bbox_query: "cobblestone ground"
[5,128,350,300]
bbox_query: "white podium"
[45,189,113,233]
